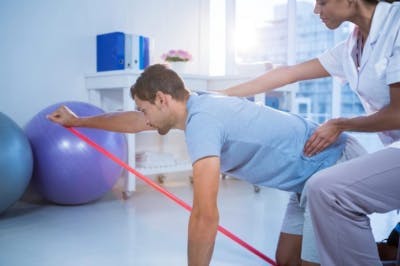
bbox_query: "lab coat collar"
[359,2,392,70]
[349,2,391,73]
[368,1,392,46]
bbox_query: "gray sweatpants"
[306,147,400,266]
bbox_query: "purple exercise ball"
[24,101,128,205]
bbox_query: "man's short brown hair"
[130,64,189,103]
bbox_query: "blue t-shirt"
[185,93,348,193]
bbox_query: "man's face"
[134,95,172,135]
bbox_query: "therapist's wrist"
[330,117,350,132]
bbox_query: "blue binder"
[96,32,150,72]
[139,36,150,70]
[96,32,125,72]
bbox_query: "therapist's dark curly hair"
[131,64,190,104]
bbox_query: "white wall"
[0,0,207,126]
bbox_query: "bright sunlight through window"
[235,0,287,64]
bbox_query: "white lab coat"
[318,1,400,147]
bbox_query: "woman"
[221,0,400,265]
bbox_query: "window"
[233,0,365,122]
[235,0,287,64]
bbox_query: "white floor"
[0,174,398,266]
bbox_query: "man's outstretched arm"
[47,105,154,133]
[188,156,220,266]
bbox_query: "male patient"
[48,64,366,266]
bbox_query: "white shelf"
[138,162,192,176]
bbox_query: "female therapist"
[221,0,400,265]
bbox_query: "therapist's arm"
[304,82,400,156]
[221,59,330,97]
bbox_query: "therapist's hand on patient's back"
[47,105,80,127]
[304,118,343,156]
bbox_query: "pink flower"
[162,49,192,62]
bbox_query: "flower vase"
[168,62,187,74]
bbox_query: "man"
[48,64,365,266]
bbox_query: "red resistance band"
[67,127,277,266]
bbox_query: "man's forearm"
[188,239,215,266]
[188,213,218,266]
[77,111,153,133]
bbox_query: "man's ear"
[155,91,169,107]
[347,0,356,6]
